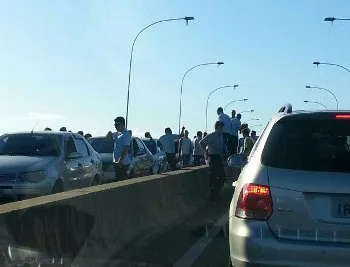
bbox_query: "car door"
[73,136,94,188]
[135,138,152,175]
[63,135,81,190]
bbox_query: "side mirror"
[67,152,82,159]
[227,154,247,168]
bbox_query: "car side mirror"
[227,154,247,168]
[67,152,82,159]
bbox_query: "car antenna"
[31,120,40,134]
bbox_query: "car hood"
[0,156,57,173]
[100,153,113,163]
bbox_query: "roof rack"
[278,103,292,113]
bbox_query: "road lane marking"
[173,210,229,267]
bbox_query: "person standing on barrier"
[179,130,192,167]
[217,107,231,158]
[113,116,131,181]
[199,121,226,200]
[193,131,204,165]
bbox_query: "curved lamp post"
[240,109,254,114]
[324,17,350,23]
[205,84,238,132]
[178,61,224,133]
[313,61,350,74]
[125,16,195,127]
[305,85,338,110]
[224,98,248,111]
[304,100,327,110]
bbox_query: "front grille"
[0,174,17,183]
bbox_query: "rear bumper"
[229,215,350,267]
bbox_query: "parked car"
[141,138,168,174]
[228,104,350,267]
[88,136,153,182]
[0,131,102,200]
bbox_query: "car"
[141,138,168,174]
[88,135,153,182]
[0,131,102,200]
[228,104,350,267]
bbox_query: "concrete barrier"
[0,166,209,265]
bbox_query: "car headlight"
[18,171,47,183]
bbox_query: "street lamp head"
[305,85,311,89]
[217,62,224,65]
[243,98,248,101]
[234,84,238,88]
[324,17,336,22]
[184,16,195,21]
[304,100,310,103]
[313,61,320,66]
[250,109,254,112]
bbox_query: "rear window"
[88,138,113,153]
[262,119,350,173]
[143,140,156,155]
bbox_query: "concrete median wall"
[0,166,209,265]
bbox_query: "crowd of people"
[43,107,259,200]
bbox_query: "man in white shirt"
[217,107,231,156]
[179,130,192,167]
[193,131,204,165]
[230,112,242,155]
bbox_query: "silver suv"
[228,104,350,267]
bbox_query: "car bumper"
[229,215,350,267]
[0,180,53,197]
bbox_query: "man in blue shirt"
[217,107,231,157]
[113,116,131,181]
[159,127,179,171]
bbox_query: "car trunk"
[263,114,350,243]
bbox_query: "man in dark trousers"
[113,116,131,181]
[200,121,226,200]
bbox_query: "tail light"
[335,114,350,120]
[235,183,272,220]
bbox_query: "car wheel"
[91,175,99,186]
[52,180,64,194]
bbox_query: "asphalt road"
[113,181,234,267]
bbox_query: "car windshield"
[143,140,156,155]
[262,119,350,173]
[0,134,60,157]
[88,138,113,153]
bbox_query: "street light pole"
[244,118,260,124]
[224,98,248,111]
[305,85,338,110]
[324,17,350,23]
[239,109,254,114]
[304,100,327,110]
[205,84,238,132]
[313,61,350,74]
[125,16,195,128]
[178,61,224,133]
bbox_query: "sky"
[0,0,350,138]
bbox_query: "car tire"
[91,175,99,186]
[52,180,64,194]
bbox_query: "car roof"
[3,131,75,136]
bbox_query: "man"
[159,127,177,171]
[84,133,92,139]
[179,130,192,167]
[217,107,231,156]
[200,121,226,200]
[145,132,152,139]
[59,127,67,132]
[44,127,52,131]
[238,123,248,153]
[251,130,258,143]
[113,117,131,181]
[77,131,84,136]
[241,128,254,156]
[230,111,241,155]
[193,131,204,165]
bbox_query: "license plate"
[333,200,350,218]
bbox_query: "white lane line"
[173,210,229,267]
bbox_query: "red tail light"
[235,183,272,220]
[335,114,350,120]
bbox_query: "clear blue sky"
[1,0,349,137]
